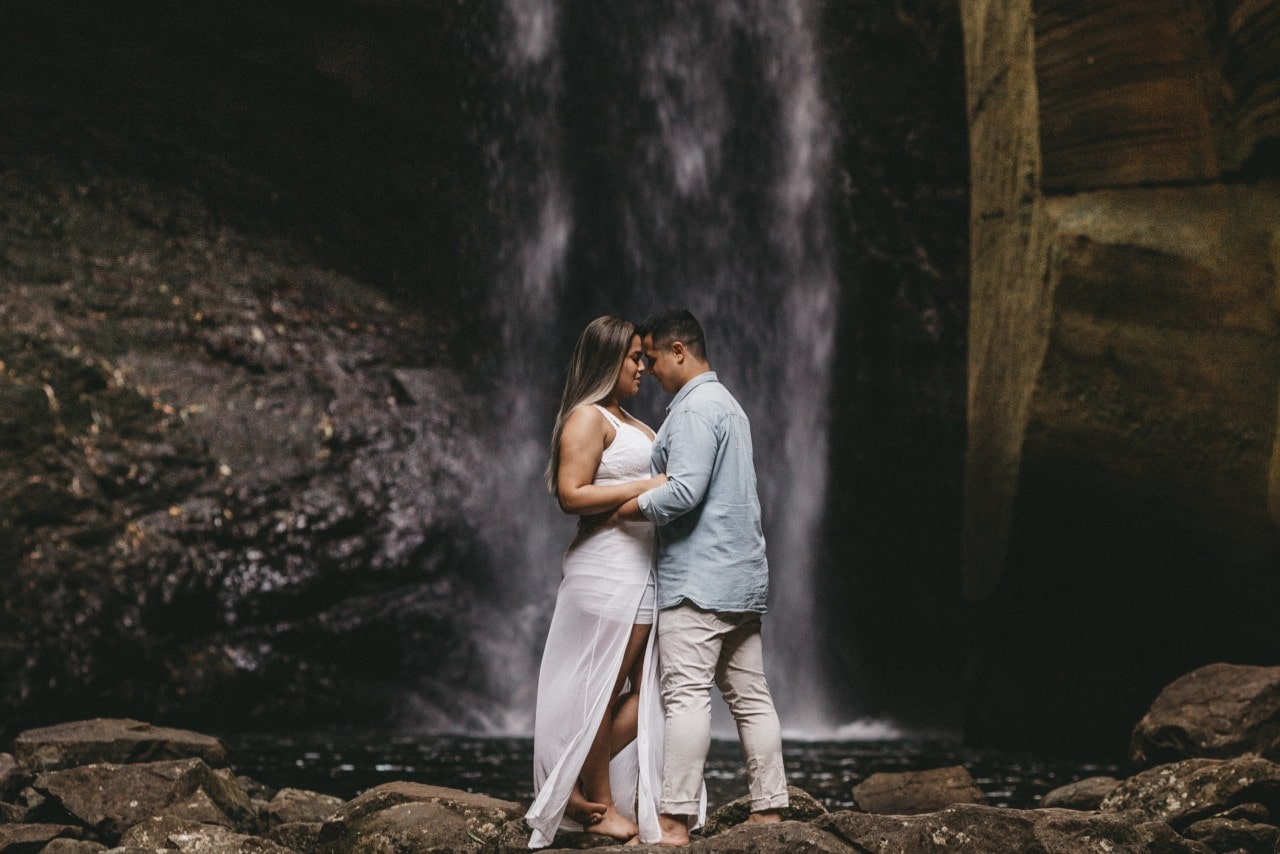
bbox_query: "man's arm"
[635,410,717,526]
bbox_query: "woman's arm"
[556,407,665,516]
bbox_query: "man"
[613,309,788,846]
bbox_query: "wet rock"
[1216,803,1272,823]
[139,823,294,853]
[13,719,229,774]
[317,782,523,853]
[851,765,986,815]
[699,786,826,836]
[1182,816,1280,854]
[32,757,254,843]
[263,788,344,826]
[1040,775,1122,810]
[118,815,213,848]
[0,788,45,824]
[0,823,82,852]
[1130,664,1280,768]
[1100,756,1280,830]
[814,804,1213,853]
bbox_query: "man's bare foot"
[745,808,783,824]
[589,805,639,841]
[653,813,690,846]
[565,786,606,826]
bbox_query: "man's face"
[642,334,679,394]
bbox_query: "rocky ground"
[2,663,1280,852]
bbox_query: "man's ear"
[670,341,686,363]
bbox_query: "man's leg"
[715,613,788,818]
[655,604,723,845]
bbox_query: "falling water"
[479,0,841,735]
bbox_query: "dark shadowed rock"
[700,786,826,836]
[1182,815,1279,854]
[0,787,45,824]
[318,781,524,853]
[263,787,344,827]
[0,823,82,852]
[1040,775,1122,810]
[1100,756,1280,830]
[1130,664,1280,768]
[816,804,1214,853]
[13,719,228,773]
[0,754,29,803]
[851,765,986,815]
[33,757,254,843]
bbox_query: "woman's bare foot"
[589,805,639,841]
[565,786,606,827]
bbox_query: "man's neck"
[671,365,712,394]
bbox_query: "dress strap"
[593,403,624,430]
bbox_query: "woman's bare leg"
[609,635,648,755]
[578,623,651,840]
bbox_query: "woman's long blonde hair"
[546,316,636,496]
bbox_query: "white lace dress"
[526,405,666,847]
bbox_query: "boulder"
[685,820,853,853]
[265,820,322,852]
[139,823,293,853]
[319,800,471,853]
[13,719,228,773]
[814,804,1213,853]
[0,823,82,852]
[317,782,523,853]
[1100,756,1280,830]
[119,815,216,848]
[1130,664,1280,768]
[1040,775,1122,810]
[0,788,44,824]
[699,786,826,836]
[1182,816,1279,854]
[33,757,255,843]
[40,841,108,853]
[851,765,986,815]
[263,787,344,826]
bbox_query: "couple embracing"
[525,310,789,848]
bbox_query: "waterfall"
[478,0,841,736]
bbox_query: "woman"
[525,316,666,847]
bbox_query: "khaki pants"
[656,603,789,815]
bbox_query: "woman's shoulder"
[561,403,614,442]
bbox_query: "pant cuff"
[749,792,790,811]
[659,800,702,816]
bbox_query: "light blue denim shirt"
[637,372,769,613]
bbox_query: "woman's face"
[614,334,646,399]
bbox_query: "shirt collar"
[667,371,718,412]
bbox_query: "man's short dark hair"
[639,309,708,362]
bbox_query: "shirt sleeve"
[637,409,717,526]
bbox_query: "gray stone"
[685,820,853,853]
[700,786,826,836]
[33,757,255,843]
[319,800,470,853]
[263,788,343,827]
[1100,756,1280,830]
[1040,775,1122,810]
[851,765,986,815]
[814,804,1215,853]
[13,719,228,773]
[1130,664,1280,768]
[118,815,212,848]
